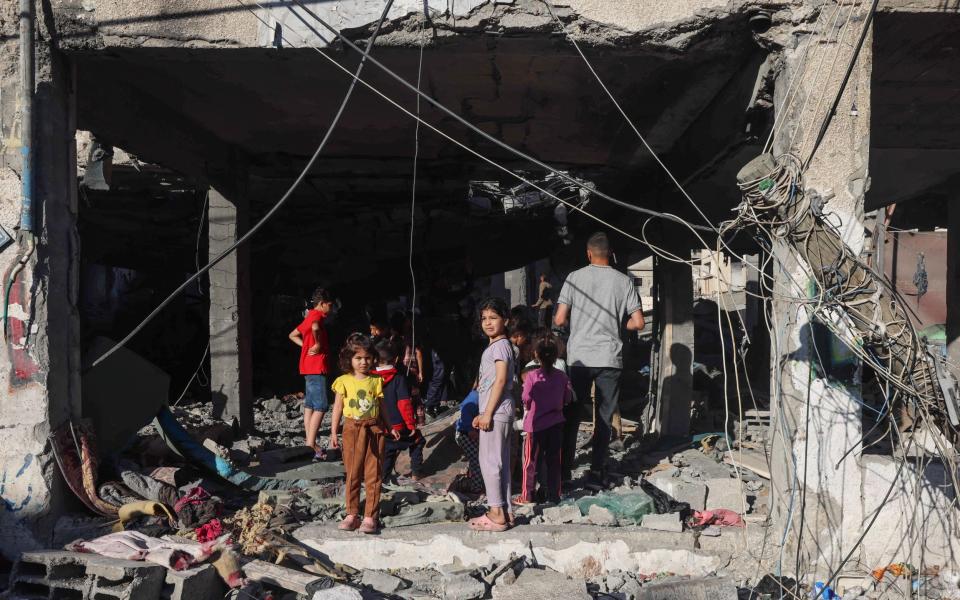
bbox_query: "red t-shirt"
[296,309,330,375]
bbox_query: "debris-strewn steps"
[6,551,164,600]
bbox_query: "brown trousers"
[342,417,385,519]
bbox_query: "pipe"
[19,0,34,233]
[4,0,35,341]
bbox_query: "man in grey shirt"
[554,232,644,483]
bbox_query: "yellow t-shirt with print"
[332,374,383,420]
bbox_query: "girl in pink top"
[516,331,571,504]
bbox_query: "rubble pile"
[5,397,959,600]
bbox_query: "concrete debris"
[162,564,225,600]
[641,512,683,533]
[8,550,165,600]
[441,572,487,600]
[491,567,590,600]
[361,568,406,594]
[540,504,582,524]
[636,576,738,600]
[705,478,746,512]
[585,504,618,527]
[312,586,365,599]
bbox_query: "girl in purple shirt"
[517,331,571,504]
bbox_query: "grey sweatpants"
[479,419,512,508]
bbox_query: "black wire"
[287,0,713,232]
[803,0,879,168]
[89,0,397,369]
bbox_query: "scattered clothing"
[332,374,383,420]
[118,462,179,507]
[690,509,744,527]
[195,518,224,543]
[382,500,465,527]
[68,530,219,571]
[175,486,223,528]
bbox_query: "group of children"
[290,288,571,534]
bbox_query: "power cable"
[266,1,677,249]
[286,0,712,232]
[89,0,397,369]
[408,18,425,375]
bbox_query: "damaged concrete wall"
[768,9,959,578]
[0,2,79,557]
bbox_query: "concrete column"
[655,257,694,438]
[948,200,960,375]
[0,34,77,555]
[208,186,254,432]
[767,18,871,579]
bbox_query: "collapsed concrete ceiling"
[70,5,772,285]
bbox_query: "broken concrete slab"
[312,586,364,599]
[636,576,738,600]
[586,505,617,527]
[646,477,707,511]
[491,568,590,600]
[10,550,165,600]
[442,572,486,600]
[361,569,406,594]
[541,504,582,524]
[162,564,224,600]
[705,478,746,512]
[641,512,683,533]
[83,336,170,455]
[295,523,738,578]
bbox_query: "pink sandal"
[338,515,360,531]
[468,513,509,532]
[359,517,379,534]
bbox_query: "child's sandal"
[359,517,379,534]
[338,515,360,531]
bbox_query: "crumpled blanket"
[175,486,223,528]
[118,461,179,507]
[67,530,223,570]
[689,509,744,527]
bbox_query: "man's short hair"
[587,232,610,257]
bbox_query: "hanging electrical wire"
[89,0,398,369]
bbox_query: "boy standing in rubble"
[374,337,425,482]
[288,287,336,460]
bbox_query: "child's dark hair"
[311,287,335,306]
[339,332,375,373]
[374,336,400,365]
[533,330,560,369]
[477,297,509,320]
[370,316,389,333]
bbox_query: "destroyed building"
[1,0,959,598]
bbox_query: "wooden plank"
[243,559,322,594]
[723,449,771,479]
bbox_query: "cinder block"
[705,478,746,511]
[637,576,737,599]
[162,564,224,600]
[9,551,163,600]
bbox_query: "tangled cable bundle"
[726,153,958,453]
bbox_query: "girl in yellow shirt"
[329,333,398,534]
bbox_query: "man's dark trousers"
[562,366,621,480]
